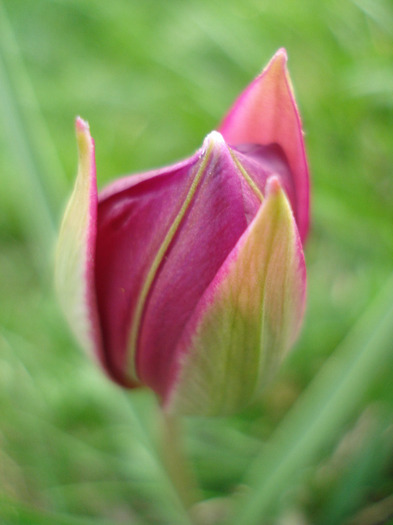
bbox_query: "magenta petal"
[136,133,261,396]
[96,133,259,390]
[166,176,306,415]
[219,48,310,241]
[95,149,202,385]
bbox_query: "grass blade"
[0,1,66,262]
[0,494,117,525]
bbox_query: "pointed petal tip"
[75,117,94,160]
[75,116,90,133]
[254,49,287,78]
[262,48,288,77]
[265,174,282,196]
[203,130,226,149]
[273,47,288,62]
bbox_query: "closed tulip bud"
[55,49,309,416]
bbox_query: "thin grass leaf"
[0,494,119,525]
[319,412,393,525]
[118,394,195,525]
[0,1,66,265]
[230,272,393,524]
[351,0,393,36]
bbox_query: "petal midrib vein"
[228,148,264,203]
[126,143,214,382]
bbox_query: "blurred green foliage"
[0,0,392,523]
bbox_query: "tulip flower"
[55,49,309,416]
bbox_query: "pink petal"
[166,176,306,415]
[55,118,120,383]
[136,133,259,394]
[95,148,201,385]
[219,48,310,242]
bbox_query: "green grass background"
[0,0,392,523]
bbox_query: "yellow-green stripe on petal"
[166,176,306,416]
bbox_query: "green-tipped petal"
[55,118,103,364]
[166,176,306,416]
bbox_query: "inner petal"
[233,143,296,216]
[95,157,199,383]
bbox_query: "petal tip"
[202,130,227,156]
[204,130,225,147]
[273,47,288,62]
[75,117,94,159]
[263,47,288,77]
[75,116,90,133]
[265,174,282,196]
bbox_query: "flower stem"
[159,410,200,515]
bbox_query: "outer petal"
[95,148,202,385]
[55,119,131,386]
[219,49,310,242]
[55,118,108,375]
[166,176,306,416]
[135,133,261,396]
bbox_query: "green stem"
[160,411,200,513]
[123,394,195,524]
